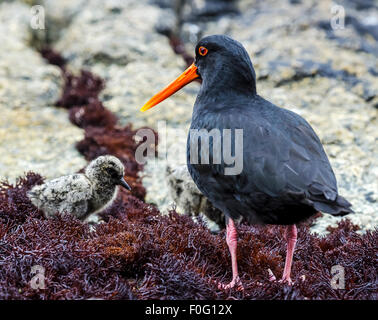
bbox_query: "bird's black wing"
[209,99,352,218]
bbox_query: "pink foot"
[216,218,244,291]
[268,269,293,285]
[280,225,297,286]
[279,277,293,285]
[217,276,244,291]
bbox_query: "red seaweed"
[40,48,67,68]
[0,173,376,300]
[56,70,104,109]
[69,100,117,129]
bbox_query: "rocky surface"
[0,1,86,182]
[52,0,195,128]
[166,164,225,230]
[2,0,377,233]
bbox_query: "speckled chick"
[28,155,131,219]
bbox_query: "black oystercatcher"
[140,35,353,289]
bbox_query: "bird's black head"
[140,35,256,112]
[194,35,256,95]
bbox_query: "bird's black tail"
[311,194,354,216]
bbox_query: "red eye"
[198,46,208,56]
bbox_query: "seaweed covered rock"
[0,173,376,300]
[39,48,151,202]
[46,0,198,218]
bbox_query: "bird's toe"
[279,277,293,285]
[217,276,244,291]
[268,269,294,285]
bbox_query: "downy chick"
[28,155,131,219]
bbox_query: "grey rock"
[259,58,376,102]
[0,1,86,183]
[52,0,194,129]
[188,0,239,20]
[55,0,178,68]
[166,164,225,229]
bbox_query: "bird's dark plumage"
[187,35,352,225]
[188,94,352,225]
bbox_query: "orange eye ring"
[198,46,208,56]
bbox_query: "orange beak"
[140,63,199,112]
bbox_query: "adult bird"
[140,35,353,289]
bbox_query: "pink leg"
[219,218,243,290]
[281,224,297,285]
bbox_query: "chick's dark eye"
[198,46,208,56]
[106,168,118,178]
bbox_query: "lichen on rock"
[0,1,86,183]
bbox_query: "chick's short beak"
[140,63,199,112]
[119,177,131,190]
